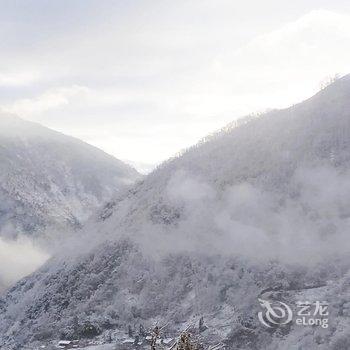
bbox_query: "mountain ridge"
[1,77,350,349]
[0,113,141,241]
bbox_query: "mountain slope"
[1,77,350,349]
[0,114,140,240]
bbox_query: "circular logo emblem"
[258,298,293,327]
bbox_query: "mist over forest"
[1,77,350,350]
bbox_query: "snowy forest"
[0,76,350,349]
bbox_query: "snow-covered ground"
[76,345,116,350]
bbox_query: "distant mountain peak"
[0,116,141,240]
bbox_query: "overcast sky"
[1,0,350,172]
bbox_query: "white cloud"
[2,85,89,117]
[0,236,49,290]
[2,6,350,168]
[0,71,41,87]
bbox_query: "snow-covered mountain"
[1,77,350,349]
[0,114,140,240]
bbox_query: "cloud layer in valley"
[0,236,49,292]
[133,166,350,266]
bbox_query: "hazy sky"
[1,0,350,172]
